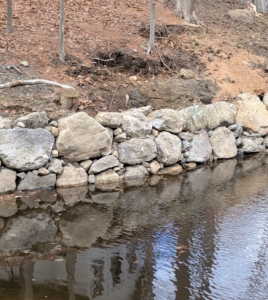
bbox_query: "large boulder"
[56,163,88,187]
[0,128,54,171]
[147,109,185,133]
[17,172,56,191]
[56,112,112,162]
[183,105,207,132]
[204,102,237,130]
[121,112,152,138]
[95,112,123,128]
[0,169,16,193]
[155,132,183,165]
[186,132,212,163]
[234,93,268,136]
[117,138,157,164]
[210,127,237,159]
[89,155,119,174]
[13,111,49,128]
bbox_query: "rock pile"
[1,93,268,194]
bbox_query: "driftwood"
[0,79,74,90]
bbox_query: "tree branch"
[0,79,75,89]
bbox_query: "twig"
[156,46,178,74]
[10,65,23,74]
[0,79,75,90]
[92,58,115,62]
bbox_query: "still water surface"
[1,155,268,299]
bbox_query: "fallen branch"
[10,65,23,74]
[0,79,75,90]
[156,46,178,75]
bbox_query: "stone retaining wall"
[1,92,268,194]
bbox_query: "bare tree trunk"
[58,0,65,62]
[175,0,202,25]
[147,0,155,54]
[7,0,12,33]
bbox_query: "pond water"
[1,154,268,300]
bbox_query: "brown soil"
[0,0,268,119]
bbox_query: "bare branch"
[0,79,75,90]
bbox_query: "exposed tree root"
[0,79,74,90]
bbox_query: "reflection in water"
[1,154,268,299]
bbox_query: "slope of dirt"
[0,0,268,119]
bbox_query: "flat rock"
[13,111,49,129]
[117,138,156,164]
[235,93,268,135]
[210,127,237,159]
[122,165,149,180]
[17,172,56,191]
[186,132,212,163]
[0,128,54,171]
[155,132,183,165]
[157,164,183,175]
[147,109,185,133]
[95,169,120,184]
[56,163,88,187]
[56,112,112,162]
[121,111,152,138]
[89,155,119,174]
[95,112,123,128]
[0,169,16,193]
[0,195,18,217]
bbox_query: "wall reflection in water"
[1,154,268,299]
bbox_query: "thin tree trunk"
[58,0,65,62]
[147,0,155,54]
[175,0,202,25]
[7,0,12,33]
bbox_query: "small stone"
[52,150,59,157]
[17,172,26,180]
[178,132,193,141]
[32,170,38,175]
[149,160,161,174]
[152,129,159,137]
[228,124,238,131]
[88,174,96,184]
[142,162,150,168]
[243,131,250,136]
[114,133,127,143]
[51,127,59,137]
[186,162,196,170]
[112,151,119,158]
[17,122,25,128]
[38,167,49,176]
[236,137,242,147]
[159,163,164,169]
[114,128,123,136]
[48,158,63,174]
[80,160,92,171]
[179,68,195,79]
[20,61,29,67]
[129,76,138,81]
[100,148,113,156]
[114,167,121,172]
[49,121,58,127]
[157,164,183,175]
[119,163,124,169]
[45,126,52,132]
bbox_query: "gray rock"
[233,125,243,138]
[48,158,63,174]
[17,172,56,191]
[50,200,65,213]
[0,211,57,252]
[236,137,242,147]
[114,132,127,142]
[56,112,112,162]
[183,105,207,132]
[38,167,49,176]
[121,111,152,138]
[17,172,26,180]
[149,160,161,174]
[126,105,152,116]
[228,9,254,24]
[95,169,120,184]
[235,93,268,135]
[0,169,16,193]
[155,132,183,165]
[57,185,88,206]
[147,109,185,133]
[49,120,58,127]
[13,111,49,129]
[89,155,119,174]
[241,137,264,153]
[56,163,88,187]
[123,165,149,180]
[114,128,122,136]
[186,132,212,163]
[0,117,11,129]
[0,195,18,217]
[179,131,194,141]
[182,140,191,152]
[210,127,237,159]
[95,112,123,128]
[0,128,54,171]
[88,174,96,184]
[117,138,156,164]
